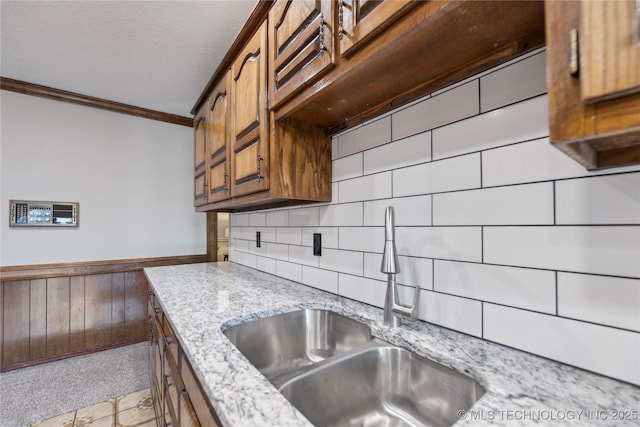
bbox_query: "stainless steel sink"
[280,345,485,427]
[223,309,373,387]
[224,309,485,426]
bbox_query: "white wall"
[229,49,640,386]
[0,91,206,266]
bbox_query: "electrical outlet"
[313,233,321,256]
[256,231,261,248]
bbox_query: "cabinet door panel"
[269,0,335,108]
[580,0,640,102]
[231,21,269,198]
[339,0,417,57]
[207,75,231,203]
[194,110,208,207]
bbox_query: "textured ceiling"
[0,0,257,117]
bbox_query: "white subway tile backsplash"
[393,153,481,197]
[482,138,612,187]
[419,290,482,337]
[558,273,640,332]
[266,242,288,260]
[256,256,276,275]
[333,153,363,182]
[395,226,482,262]
[392,81,479,141]
[266,210,288,226]
[276,227,302,245]
[319,203,363,227]
[339,172,392,203]
[338,116,391,158]
[339,227,384,252]
[434,261,556,314]
[364,253,433,289]
[233,214,249,227]
[319,249,363,276]
[289,245,319,267]
[364,196,431,226]
[484,226,640,278]
[302,266,338,294]
[432,183,554,225]
[241,252,257,269]
[363,132,431,175]
[259,227,277,243]
[302,227,339,249]
[241,226,256,240]
[556,173,640,224]
[483,304,640,385]
[249,212,266,227]
[432,95,548,160]
[289,207,319,227]
[276,260,302,283]
[480,51,547,112]
[338,274,386,308]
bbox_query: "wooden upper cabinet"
[193,104,208,207]
[579,0,640,103]
[231,21,269,198]
[268,0,335,108]
[206,73,232,204]
[546,0,640,169]
[338,0,418,57]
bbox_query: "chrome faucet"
[381,206,420,327]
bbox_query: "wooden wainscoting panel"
[111,272,126,343]
[2,281,30,366]
[124,271,148,341]
[46,277,71,357]
[1,256,203,371]
[30,279,47,361]
[85,274,113,350]
[69,276,86,352]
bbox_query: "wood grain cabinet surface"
[268,0,336,109]
[148,293,220,427]
[207,73,232,204]
[231,21,270,200]
[193,105,208,207]
[337,0,417,58]
[195,19,332,212]
[546,0,640,169]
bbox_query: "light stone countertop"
[144,262,640,427]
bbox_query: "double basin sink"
[223,309,485,427]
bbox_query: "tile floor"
[26,388,156,427]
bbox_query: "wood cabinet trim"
[0,77,193,128]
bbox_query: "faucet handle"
[392,281,420,321]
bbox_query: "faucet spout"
[381,207,420,328]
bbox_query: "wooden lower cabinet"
[148,293,219,427]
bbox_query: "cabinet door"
[338,0,417,57]
[580,0,640,102]
[193,105,208,207]
[269,0,335,108]
[207,73,232,203]
[546,0,640,169]
[231,21,269,198]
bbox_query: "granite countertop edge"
[144,262,640,427]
